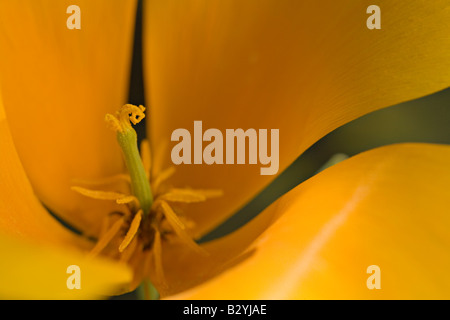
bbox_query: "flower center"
[71,104,222,298]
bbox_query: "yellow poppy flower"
[0,0,450,299]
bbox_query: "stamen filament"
[119,236,139,263]
[88,217,125,258]
[152,166,176,192]
[152,229,165,283]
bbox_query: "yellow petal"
[0,0,137,235]
[165,143,450,299]
[0,231,132,299]
[143,0,450,235]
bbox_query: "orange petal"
[0,93,87,247]
[163,143,450,299]
[143,0,450,235]
[0,0,137,235]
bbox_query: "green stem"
[116,128,153,216]
[136,280,159,300]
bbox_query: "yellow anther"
[71,186,127,201]
[158,188,224,203]
[156,200,208,256]
[119,209,143,253]
[116,195,140,207]
[154,199,187,230]
[191,189,224,199]
[159,189,207,203]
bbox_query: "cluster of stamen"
[71,104,222,298]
